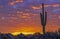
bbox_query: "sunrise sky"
[0,0,60,33]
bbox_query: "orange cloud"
[16,0,24,3]
[51,4,60,7]
[44,5,51,7]
[45,4,60,7]
[58,16,60,19]
[23,13,30,16]
[32,4,60,10]
[17,11,23,14]
[9,0,24,6]
[17,11,31,18]
[1,17,5,20]
[9,1,16,6]
[32,14,38,16]
[32,6,42,10]
[10,17,18,20]
[25,9,30,12]
[22,15,29,18]
[21,13,30,18]
[9,20,14,23]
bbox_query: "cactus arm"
[40,13,45,26]
[44,12,47,26]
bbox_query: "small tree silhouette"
[40,3,47,34]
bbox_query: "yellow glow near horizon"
[11,32,43,36]
[11,32,35,36]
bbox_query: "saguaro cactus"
[40,3,47,34]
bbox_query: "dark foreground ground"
[0,32,60,39]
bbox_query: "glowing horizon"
[11,31,43,36]
[11,32,35,36]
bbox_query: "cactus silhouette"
[40,3,47,34]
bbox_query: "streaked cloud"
[15,0,24,3]
[58,16,60,19]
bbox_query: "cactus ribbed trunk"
[40,3,47,34]
[43,26,45,34]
